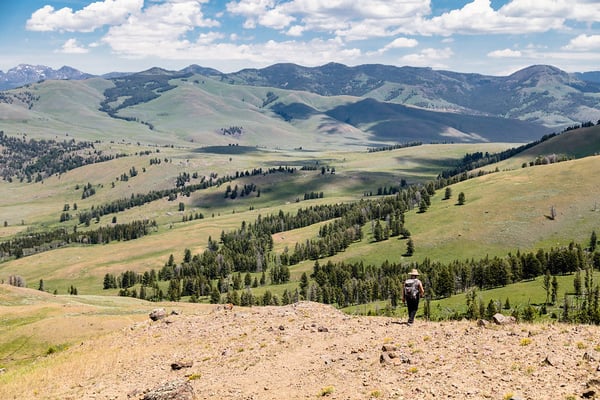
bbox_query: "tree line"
[0,220,156,259]
[73,165,297,223]
[0,131,118,183]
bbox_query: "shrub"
[319,386,334,396]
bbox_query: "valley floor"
[1,302,600,399]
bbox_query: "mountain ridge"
[3,62,599,129]
[1,62,599,145]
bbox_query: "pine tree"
[522,304,535,322]
[167,279,181,301]
[551,276,558,304]
[485,299,497,320]
[457,192,466,205]
[465,288,479,320]
[210,286,221,304]
[574,270,582,297]
[405,238,415,256]
[260,271,266,286]
[418,199,428,213]
[299,272,309,299]
[542,269,551,305]
[443,187,452,200]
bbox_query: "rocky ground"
[8,302,600,400]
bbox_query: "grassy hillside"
[0,135,597,298]
[496,124,600,169]
[0,284,207,370]
[0,73,553,149]
[0,140,513,292]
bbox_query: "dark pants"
[406,297,420,323]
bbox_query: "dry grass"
[1,300,600,400]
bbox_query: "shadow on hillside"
[270,102,318,121]
[193,145,263,155]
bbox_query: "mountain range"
[1,62,599,147]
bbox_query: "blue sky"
[1,0,599,75]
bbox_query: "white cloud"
[372,37,419,55]
[563,34,600,51]
[23,0,600,74]
[258,7,296,30]
[488,48,522,58]
[385,37,419,49]
[500,0,600,23]
[197,32,225,45]
[101,1,220,56]
[418,0,565,35]
[400,47,454,68]
[57,38,89,54]
[26,0,143,32]
[287,25,305,37]
[227,0,431,40]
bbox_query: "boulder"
[492,313,516,325]
[142,379,194,400]
[149,308,167,321]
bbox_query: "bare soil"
[4,302,600,400]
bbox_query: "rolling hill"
[0,70,549,149]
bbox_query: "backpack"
[404,278,420,300]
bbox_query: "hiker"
[402,268,425,325]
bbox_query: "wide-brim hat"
[409,268,419,276]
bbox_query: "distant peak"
[137,67,174,75]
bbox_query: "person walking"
[402,268,425,325]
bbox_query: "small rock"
[278,325,285,331]
[381,345,397,352]
[477,319,489,327]
[142,379,194,400]
[542,355,557,366]
[149,308,167,321]
[380,353,391,364]
[399,353,411,364]
[587,379,600,388]
[582,390,596,399]
[583,352,596,362]
[318,326,329,332]
[171,361,193,370]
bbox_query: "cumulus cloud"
[400,47,454,68]
[488,48,522,58]
[26,0,143,32]
[101,1,220,56]
[57,38,89,54]
[286,25,305,37]
[227,0,431,40]
[419,0,565,35]
[23,0,600,73]
[500,0,600,23]
[563,34,600,51]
